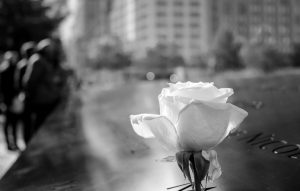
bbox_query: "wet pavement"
[0,71,300,191]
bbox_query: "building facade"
[110,0,300,63]
[110,0,203,63]
[202,0,300,52]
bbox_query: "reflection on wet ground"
[0,71,300,190]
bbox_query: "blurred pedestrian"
[23,38,68,141]
[0,51,20,151]
[16,42,36,144]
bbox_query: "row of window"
[136,23,200,32]
[156,33,200,39]
[223,1,293,16]
[137,34,200,42]
[136,32,200,40]
[156,11,200,17]
[156,0,200,7]
[223,14,292,24]
[136,11,200,22]
[137,36,201,49]
[236,26,294,35]
[156,22,200,28]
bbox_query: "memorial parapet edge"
[0,73,300,191]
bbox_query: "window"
[174,12,183,17]
[265,6,275,13]
[157,34,167,40]
[223,2,231,15]
[174,33,183,38]
[278,15,289,23]
[157,22,167,28]
[295,15,300,25]
[238,2,248,15]
[138,2,147,9]
[283,37,290,44]
[279,26,288,34]
[190,43,200,49]
[139,24,147,30]
[190,23,199,28]
[191,33,200,39]
[250,5,260,13]
[156,0,167,6]
[140,14,147,19]
[139,35,148,41]
[174,1,183,6]
[252,0,260,5]
[190,12,200,17]
[174,23,183,28]
[280,0,290,6]
[157,11,166,17]
[190,1,199,6]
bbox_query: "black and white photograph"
[0,0,300,190]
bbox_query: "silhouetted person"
[16,42,36,144]
[0,51,20,151]
[23,39,67,141]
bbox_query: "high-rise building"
[62,0,110,68]
[110,0,203,63]
[82,0,110,39]
[202,0,300,52]
[110,0,300,63]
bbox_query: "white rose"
[130,81,248,181]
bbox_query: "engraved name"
[228,130,300,160]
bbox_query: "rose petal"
[212,88,234,103]
[176,101,247,151]
[203,150,222,182]
[164,82,233,103]
[130,114,155,138]
[172,86,233,103]
[158,94,190,125]
[168,81,213,92]
[228,104,248,132]
[130,114,179,151]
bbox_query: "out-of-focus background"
[1,0,300,84]
[1,0,300,189]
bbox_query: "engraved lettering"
[250,137,274,146]
[258,140,283,150]
[238,132,274,144]
[288,152,300,160]
[272,144,300,154]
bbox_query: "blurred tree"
[240,42,287,72]
[190,55,207,69]
[291,43,300,67]
[88,35,131,70]
[210,29,243,72]
[240,27,289,72]
[141,42,185,69]
[0,0,64,51]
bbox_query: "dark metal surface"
[0,74,300,191]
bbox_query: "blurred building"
[110,0,203,63]
[82,0,110,38]
[110,0,300,64]
[203,0,300,52]
[61,0,110,70]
